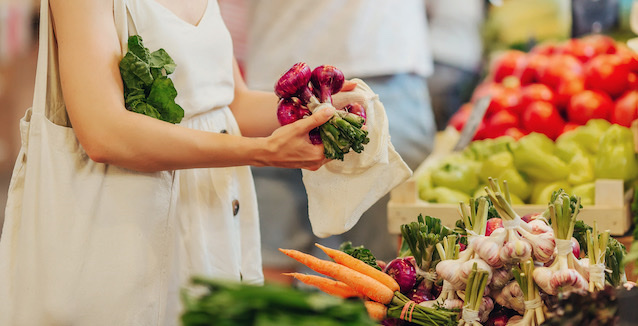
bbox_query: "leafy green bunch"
[181,276,376,326]
[119,35,184,124]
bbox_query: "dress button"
[232,199,240,216]
[220,129,228,134]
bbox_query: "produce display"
[418,119,637,206]
[449,35,638,141]
[269,184,636,325]
[274,62,369,160]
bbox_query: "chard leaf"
[147,76,184,124]
[127,35,150,63]
[119,52,153,89]
[119,35,183,124]
[150,48,176,75]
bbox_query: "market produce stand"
[388,124,637,235]
[388,123,638,281]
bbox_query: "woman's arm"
[49,0,331,172]
[229,59,281,137]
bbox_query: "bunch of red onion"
[274,62,369,160]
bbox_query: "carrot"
[364,300,388,321]
[315,243,400,292]
[279,248,395,304]
[282,272,361,299]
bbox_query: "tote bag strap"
[31,0,52,117]
[32,0,131,118]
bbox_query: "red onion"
[308,128,322,145]
[343,102,366,123]
[384,257,417,294]
[276,97,305,126]
[408,281,435,303]
[274,62,313,104]
[310,65,344,103]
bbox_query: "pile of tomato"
[449,34,638,141]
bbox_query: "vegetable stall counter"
[388,178,633,236]
[388,123,638,237]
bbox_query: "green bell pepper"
[530,181,571,205]
[421,186,471,204]
[478,151,515,183]
[555,119,611,162]
[511,133,569,182]
[594,124,638,182]
[430,157,480,195]
[571,182,596,206]
[463,136,515,161]
[499,168,532,201]
[567,152,595,186]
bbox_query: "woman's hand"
[332,79,367,110]
[260,106,336,171]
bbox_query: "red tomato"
[615,45,638,72]
[538,54,584,88]
[503,126,527,140]
[514,54,550,85]
[559,38,597,63]
[522,101,565,140]
[473,82,521,117]
[473,120,490,140]
[580,34,617,55]
[584,54,631,98]
[490,50,527,82]
[611,91,638,127]
[530,40,561,56]
[487,109,520,134]
[448,103,472,131]
[628,72,638,90]
[520,83,555,109]
[554,73,586,109]
[471,82,501,103]
[567,90,613,124]
[487,88,521,116]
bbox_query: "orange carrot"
[364,300,388,321]
[315,243,400,292]
[279,248,395,304]
[282,272,361,298]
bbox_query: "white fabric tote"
[0,0,178,325]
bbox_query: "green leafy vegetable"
[119,35,184,124]
[339,241,381,271]
[400,214,455,273]
[572,220,592,255]
[604,237,626,287]
[181,276,376,326]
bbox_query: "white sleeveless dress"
[0,0,262,325]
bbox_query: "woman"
[0,0,350,324]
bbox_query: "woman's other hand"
[260,106,335,171]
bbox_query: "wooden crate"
[388,178,633,236]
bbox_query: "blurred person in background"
[242,0,436,281]
[426,0,486,130]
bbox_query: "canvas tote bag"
[0,0,177,325]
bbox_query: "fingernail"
[322,107,335,117]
